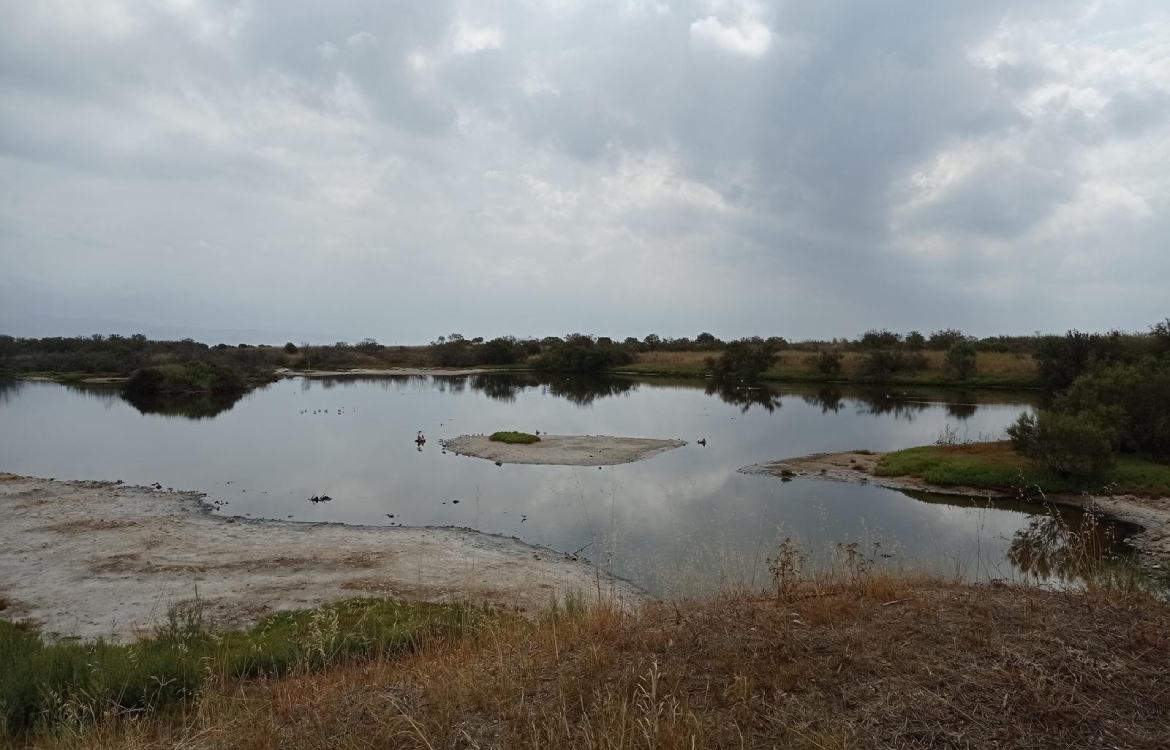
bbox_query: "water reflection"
[123,391,245,419]
[704,380,783,413]
[6,373,1134,594]
[801,387,845,414]
[1007,510,1137,582]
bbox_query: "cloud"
[689,15,771,57]
[1,0,1168,342]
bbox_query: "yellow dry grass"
[43,577,1170,750]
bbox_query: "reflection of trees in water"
[466,374,638,406]
[704,381,782,413]
[853,392,930,421]
[545,376,637,406]
[303,375,429,392]
[945,402,978,420]
[469,374,523,403]
[122,391,245,419]
[0,378,19,405]
[1006,510,1128,583]
[800,387,844,414]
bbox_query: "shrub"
[1008,410,1116,478]
[808,350,843,376]
[123,361,245,397]
[479,337,522,365]
[1035,330,1132,391]
[928,328,966,349]
[1057,358,1170,458]
[531,336,634,373]
[945,340,977,380]
[710,341,777,381]
[858,329,901,349]
[489,431,541,444]
[860,350,925,380]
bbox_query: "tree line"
[1,321,1166,382]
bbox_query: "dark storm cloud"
[1,0,1167,342]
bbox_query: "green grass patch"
[876,441,1170,496]
[489,431,541,444]
[0,599,485,738]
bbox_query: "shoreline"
[741,451,1170,568]
[0,473,641,642]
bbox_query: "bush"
[1057,358,1170,458]
[808,350,843,376]
[860,350,926,380]
[531,336,634,373]
[1035,330,1133,391]
[945,340,977,380]
[479,337,522,365]
[1007,410,1116,478]
[710,342,777,380]
[489,431,541,444]
[124,361,245,397]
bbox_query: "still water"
[0,375,1130,594]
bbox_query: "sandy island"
[0,473,640,642]
[741,451,1170,565]
[441,435,687,466]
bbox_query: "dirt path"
[0,474,640,642]
[441,435,687,466]
[741,452,1170,565]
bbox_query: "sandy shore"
[441,435,687,466]
[0,473,640,642]
[741,452,1170,563]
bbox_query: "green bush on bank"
[1007,410,1117,478]
[709,341,778,381]
[531,335,634,374]
[124,361,246,397]
[1006,357,1170,478]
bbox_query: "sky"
[1,0,1168,345]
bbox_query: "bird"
[697,438,707,446]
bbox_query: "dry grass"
[47,577,1170,750]
[625,350,1038,385]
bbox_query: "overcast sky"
[1,1,1167,344]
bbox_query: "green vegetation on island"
[489,431,541,444]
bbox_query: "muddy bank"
[0,474,640,642]
[741,452,1170,564]
[442,435,687,466]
